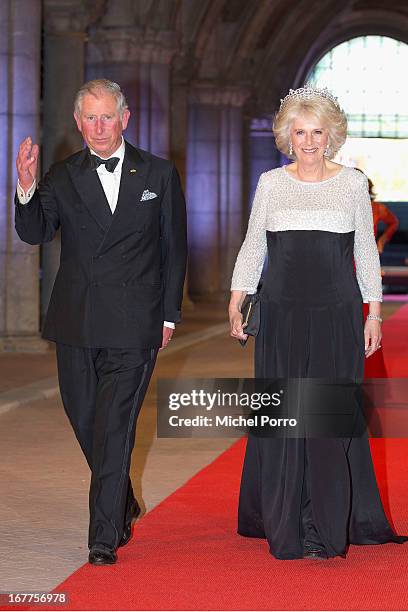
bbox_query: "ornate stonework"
[188,85,251,107]
[43,0,105,34]
[88,25,178,65]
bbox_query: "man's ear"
[74,112,82,132]
[121,109,130,130]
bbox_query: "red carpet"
[6,305,408,611]
[25,439,408,610]
[381,303,408,377]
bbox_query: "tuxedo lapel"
[66,150,113,232]
[117,142,149,212]
[103,142,150,239]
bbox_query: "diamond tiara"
[279,85,339,110]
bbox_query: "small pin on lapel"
[130,168,137,173]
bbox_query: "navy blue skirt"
[238,231,407,559]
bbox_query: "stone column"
[171,81,194,310]
[86,27,140,147]
[86,28,177,159]
[248,116,283,199]
[186,86,249,301]
[0,0,44,351]
[40,0,88,320]
[137,33,176,159]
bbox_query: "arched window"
[308,36,408,138]
[308,36,408,202]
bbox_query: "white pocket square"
[140,189,158,201]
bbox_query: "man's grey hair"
[74,79,128,117]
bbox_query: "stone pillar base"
[0,334,53,353]
[182,293,195,310]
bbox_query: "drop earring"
[289,141,293,156]
[324,144,330,157]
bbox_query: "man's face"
[74,91,130,158]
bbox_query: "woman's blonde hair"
[273,93,348,160]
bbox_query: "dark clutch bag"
[239,293,260,347]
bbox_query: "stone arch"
[293,11,408,88]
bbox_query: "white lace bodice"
[230,166,382,302]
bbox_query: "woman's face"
[290,113,329,164]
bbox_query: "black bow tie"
[90,155,120,173]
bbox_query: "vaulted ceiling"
[54,0,408,114]
[176,0,408,111]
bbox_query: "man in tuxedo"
[15,79,187,565]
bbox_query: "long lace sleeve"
[231,172,268,293]
[353,173,383,302]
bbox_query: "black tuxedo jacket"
[15,141,187,348]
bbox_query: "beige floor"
[0,306,253,593]
[0,301,403,593]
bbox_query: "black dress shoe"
[88,547,117,566]
[303,543,328,559]
[119,522,132,548]
[119,499,141,548]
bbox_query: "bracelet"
[367,314,382,323]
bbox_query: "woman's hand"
[229,291,248,341]
[229,290,247,341]
[229,307,248,341]
[364,319,382,357]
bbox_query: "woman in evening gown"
[229,86,407,560]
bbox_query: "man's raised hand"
[16,137,39,192]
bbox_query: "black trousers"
[56,343,157,550]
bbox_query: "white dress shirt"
[17,137,175,328]
[89,138,125,213]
